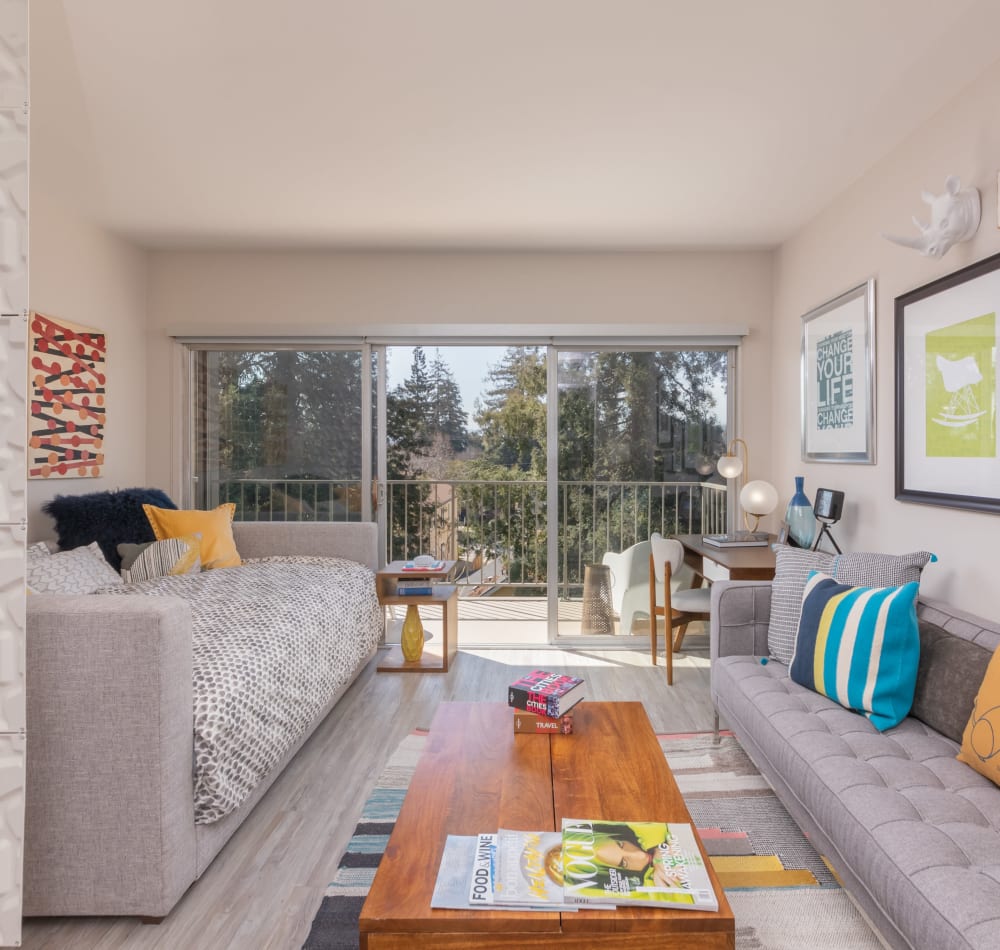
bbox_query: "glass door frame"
[545,342,738,647]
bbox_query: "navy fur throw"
[42,488,178,571]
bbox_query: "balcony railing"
[216,476,727,592]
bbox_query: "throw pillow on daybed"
[143,503,241,570]
[957,646,1000,786]
[26,541,124,595]
[766,546,934,664]
[118,533,202,583]
[789,571,920,731]
[42,487,178,571]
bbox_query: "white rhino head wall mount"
[882,176,981,259]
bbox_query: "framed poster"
[28,312,107,479]
[801,279,876,463]
[895,252,1000,513]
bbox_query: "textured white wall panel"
[0,732,22,945]
[0,0,25,943]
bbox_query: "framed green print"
[895,251,1000,513]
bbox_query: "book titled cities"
[508,670,585,718]
[560,819,718,911]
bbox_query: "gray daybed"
[711,580,1000,950]
[24,521,382,919]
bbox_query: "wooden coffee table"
[359,701,734,949]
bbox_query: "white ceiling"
[31,0,1000,250]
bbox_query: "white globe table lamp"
[739,480,778,532]
[716,438,777,533]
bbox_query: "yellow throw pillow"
[958,645,1000,786]
[143,503,241,570]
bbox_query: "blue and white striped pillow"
[789,571,920,731]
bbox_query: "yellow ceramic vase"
[401,604,425,662]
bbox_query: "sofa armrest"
[233,520,378,570]
[710,580,773,661]
[25,594,197,917]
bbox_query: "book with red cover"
[512,710,575,735]
[507,670,585,718]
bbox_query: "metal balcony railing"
[215,476,727,593]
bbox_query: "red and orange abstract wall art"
[28,312,106,479]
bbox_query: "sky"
[386,345,509,431]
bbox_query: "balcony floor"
[385,594,711,659]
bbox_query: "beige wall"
[27,189,149,540]
[146,248,775,499]
[773,58,1000,616]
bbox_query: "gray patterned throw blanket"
[102,556,382,823]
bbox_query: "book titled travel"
[512,709,575,735]
[560,819,719,911]
[702,532,769,548]
[508,670,585,718]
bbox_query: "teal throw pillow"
[789,571,920,731]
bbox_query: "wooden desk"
[675,534,776,582]
[359,702,734,949]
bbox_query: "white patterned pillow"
[27,541,124,594]
[119,535,201,583]
[766,546,835,663]
[27,541,52,561]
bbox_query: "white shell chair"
[601,539,652,635]
[648,532,711,685]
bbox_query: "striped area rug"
[303,731,886,949]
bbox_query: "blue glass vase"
[785,476,817,548]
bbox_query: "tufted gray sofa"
[711,580,1000,950]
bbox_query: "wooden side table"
[376,560,459,673]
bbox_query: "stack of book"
[507,670,585,734]
[430,819,719,912]
[701,531,769,548]
[396,579,433,596]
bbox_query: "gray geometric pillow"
[832,550,934,588]
[26,541,124,594]
[766,546,835,663]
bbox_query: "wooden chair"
[648,532,711,685]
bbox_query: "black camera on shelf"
[813,488,844,523]
[811,488,845,553]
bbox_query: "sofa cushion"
[143,503,241,570]
[912,621,993,744]
[790,572,920,730]
[119,535,202,583]
[767,546,935,664]
[42,488,177,571]
[26,541,124,594]
[958,646,1000,787]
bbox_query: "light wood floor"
[21,632,717,950]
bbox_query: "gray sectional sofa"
[24,521,381,920]
[711,579,1000,950]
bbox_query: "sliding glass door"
[550,347,729,641]
[187,340,733,646]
